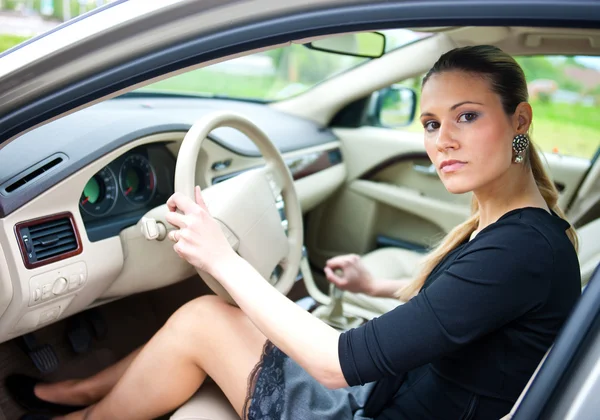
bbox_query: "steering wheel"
[173,111,303,305]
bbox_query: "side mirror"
[304,32,386,59]
[374,85,417,127]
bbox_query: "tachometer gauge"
[119,154,157,205]
[80,167,118,217]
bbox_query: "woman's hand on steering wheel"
[324,254,375,295]
[165,186,238,275]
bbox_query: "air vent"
[15,213,82,269]
[2,154,66,194]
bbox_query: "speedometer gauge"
[119,154,157,205]
[80,167,118,217]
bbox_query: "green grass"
[0,34,29,53]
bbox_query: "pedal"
[19,333,59,374]
[84,308,107,340]
[66,315,92,354]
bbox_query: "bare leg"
[61,295,267,420]
[34,346,143,406]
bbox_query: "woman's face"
[419,71,516,195]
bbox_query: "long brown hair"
[396,45,579,301]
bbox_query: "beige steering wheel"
[173,111,303,305]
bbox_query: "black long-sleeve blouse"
[338,207,581,419]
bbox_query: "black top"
[338,207,581,419]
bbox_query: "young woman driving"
[9,44,581,420]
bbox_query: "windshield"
[137,29,431,101]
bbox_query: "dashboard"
[0,95,346,345]
[79,144,175,242]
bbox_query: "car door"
[306,55,600,270]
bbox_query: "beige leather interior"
[0,130,344,344]
[566,155,600,227]
[170,381,239,420]
[341,247,422,314]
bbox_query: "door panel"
[544,153,590,210]
[350,180,469,233]
[565,154,600,226]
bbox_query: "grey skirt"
[243,341,376,420]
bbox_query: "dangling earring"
[512,133,529,164]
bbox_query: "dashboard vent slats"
[29,218,77,261]
[2,154,65,194]
[15,213,82,268]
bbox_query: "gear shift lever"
[314,269,363,331]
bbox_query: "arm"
[165,189,348,389]
[324,254,413,299]
[369,278,412,298]
[215,257,348,389]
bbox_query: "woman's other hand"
[324,254,375,295]
[165,186,238,275]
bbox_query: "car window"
[137,29,431,102]
[393,55,600,161]
[515,55,600,160]
[139,44,367,102]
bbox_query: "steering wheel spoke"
[260,165,285,199]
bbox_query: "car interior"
[0,24,599,419]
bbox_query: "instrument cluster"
[79,143,175,242]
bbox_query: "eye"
[423,120,440,132]
[458,112,479,123]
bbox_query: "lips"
[440,160,467,173]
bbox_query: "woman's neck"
[473,166,549,234]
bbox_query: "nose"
[436,123,459,152]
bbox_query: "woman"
[8,45,581,420]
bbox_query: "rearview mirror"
[374,85,417,127]
[304,32,386,59]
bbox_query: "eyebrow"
[420,101,484,118]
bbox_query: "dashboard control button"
[41,284,52,300]
[34,288,41,302]
[212,159,232,171]
[52,277,68,295]
[141,217,158,240]
[69,274,79,290]
[23,234,33,253]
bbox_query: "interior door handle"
[413,163,438,177]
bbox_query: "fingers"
[165,211,188,229]
[324,266,346,287]
[195,186,209,212]
[166,192,201,215]
[326,253,360,269]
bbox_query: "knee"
[166,294,230,340]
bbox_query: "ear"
[513,102,533,134]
